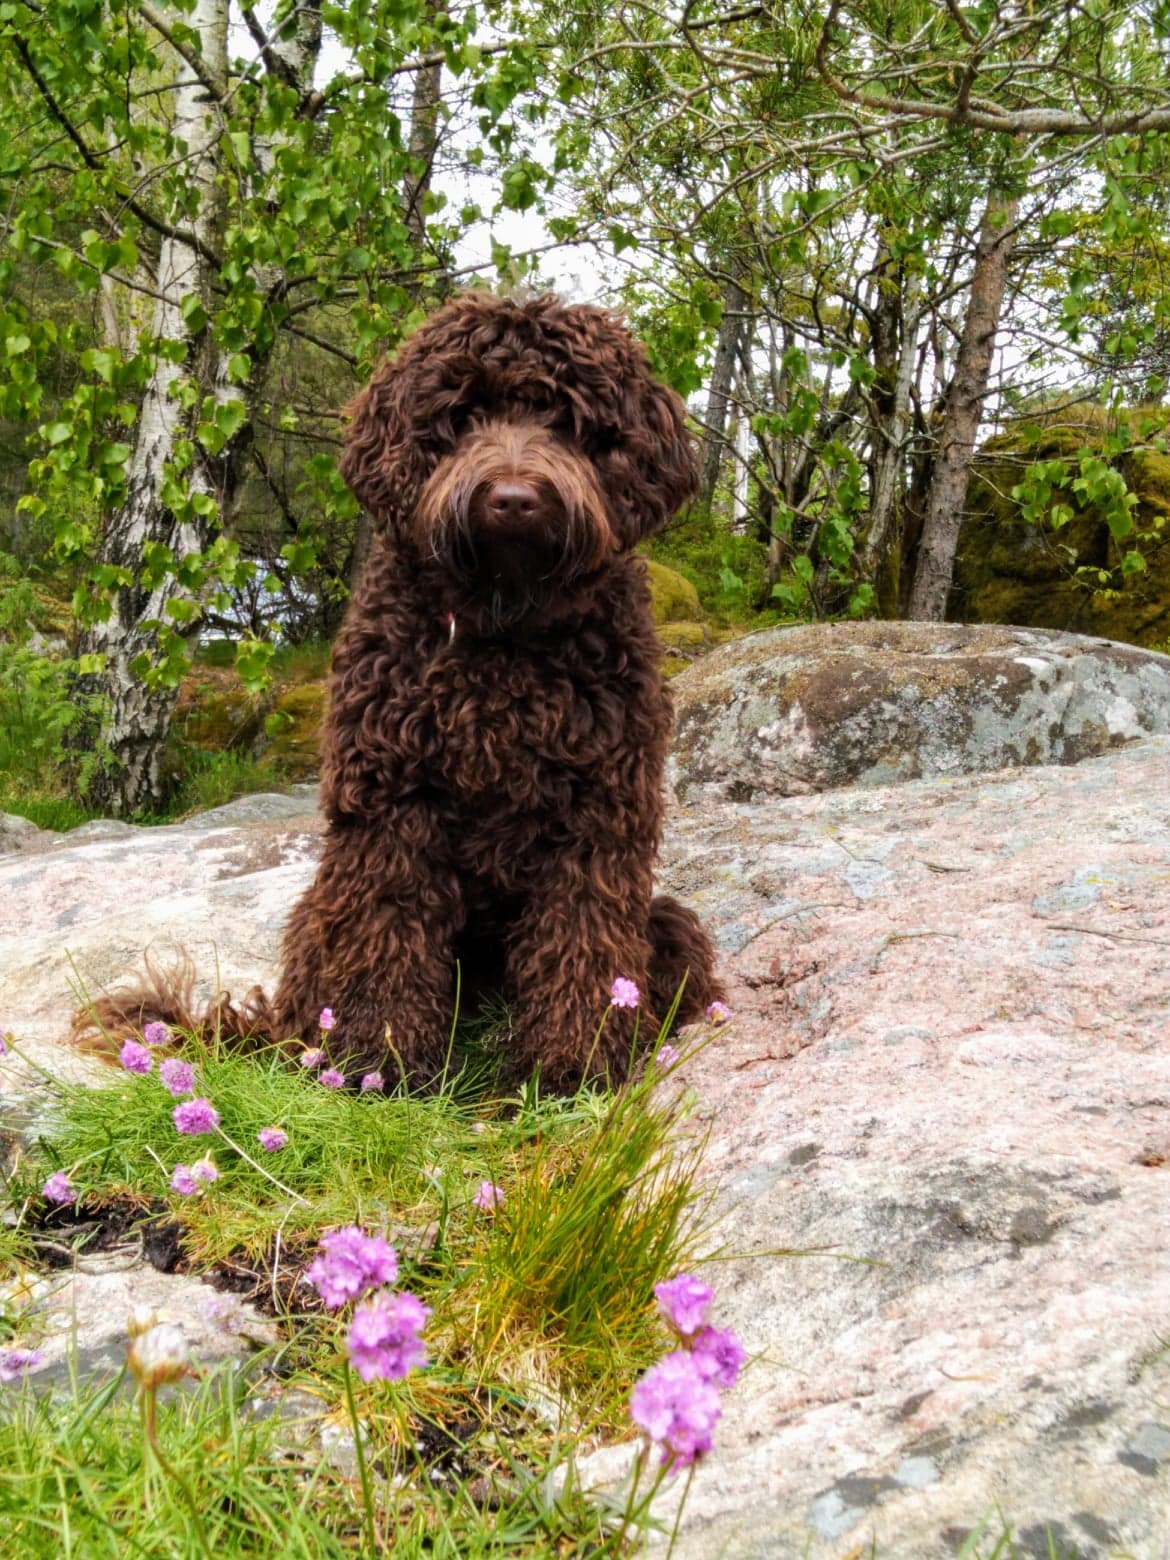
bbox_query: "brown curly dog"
[77,292,724,1089]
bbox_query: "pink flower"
[173,1098,220,1135]
[193,1156,218,1184]
[43,1170,75,1205]
[655,1044,680,1068]
[348,1290,430,1382]
[654,1273,713,1337]
[0,1347,44,1382]
[610,977,641,1009]
[472,1181,504,1212]
[170,1164,200,1196]
[319,1008,335,1032]
[306,1226,399,1309]
[318,1068,345,1089]
[299,1047,324,1069]
[705,1001,733,1024]
[258,1127,288,1152]
[630,1350,722,1471]
[691,1325,746,1389]
[159,1058,195,1097]
[143,1021,171,1046]
[360,1072,385,1093]
[119,1040,152,1074]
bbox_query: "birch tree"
[0,0,521,813]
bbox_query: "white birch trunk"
[81,0,230,813]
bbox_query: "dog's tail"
[647,894,725,1026]
[71,952,280,1061]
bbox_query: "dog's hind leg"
[646,894,725,1027]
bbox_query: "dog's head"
[339,293,697,621]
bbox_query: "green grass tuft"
[5,1020,719,1553]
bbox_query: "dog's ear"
[598,367,698,547]
[547,304,699,547]
[338,350,432,535]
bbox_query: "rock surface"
[670,621,1170,800]
[2,730,1170,1555]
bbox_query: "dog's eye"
[588,430,620,455]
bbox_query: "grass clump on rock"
[1,999,732,1556]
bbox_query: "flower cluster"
[120,1040,152,1074]
[170,1157,218,1195]
[472,1180,504,1212]
[173,1097,219,1136]
[348,1290,431,1382]
[306,1226,399,1309]
[0,1346,44,1382]
[159,1058,196,1097]
[42,1170,75,1205]
[629,1272,745,1473]
[610,976,641,1009]
[305,1224,429,1384]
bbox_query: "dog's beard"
[442,501,602,630]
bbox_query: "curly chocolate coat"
[78,293,723,1088]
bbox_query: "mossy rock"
[174,666,263,750]
[658,620,710,651]
[263,680,327,780]
[952,421,1170,648]
[645,560,703,624]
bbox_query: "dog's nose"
[485,479,541,526]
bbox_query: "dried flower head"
[705,1001,733,1024]
[127,1322,189,1390]
[299,1047,325,1069]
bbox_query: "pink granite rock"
[1,731,1169,1556]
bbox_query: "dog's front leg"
[272,806,463,1085]
[504,846,656,1090]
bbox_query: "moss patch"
[952,418,1170,647]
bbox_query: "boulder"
[2,693,1169,1555]
[670,620,1170,799]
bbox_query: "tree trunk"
[77,0,231,815]
[906,190,1019,621]
[697,271,748,514]
[859,236,921,598]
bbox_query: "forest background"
[4,0,1170,820]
